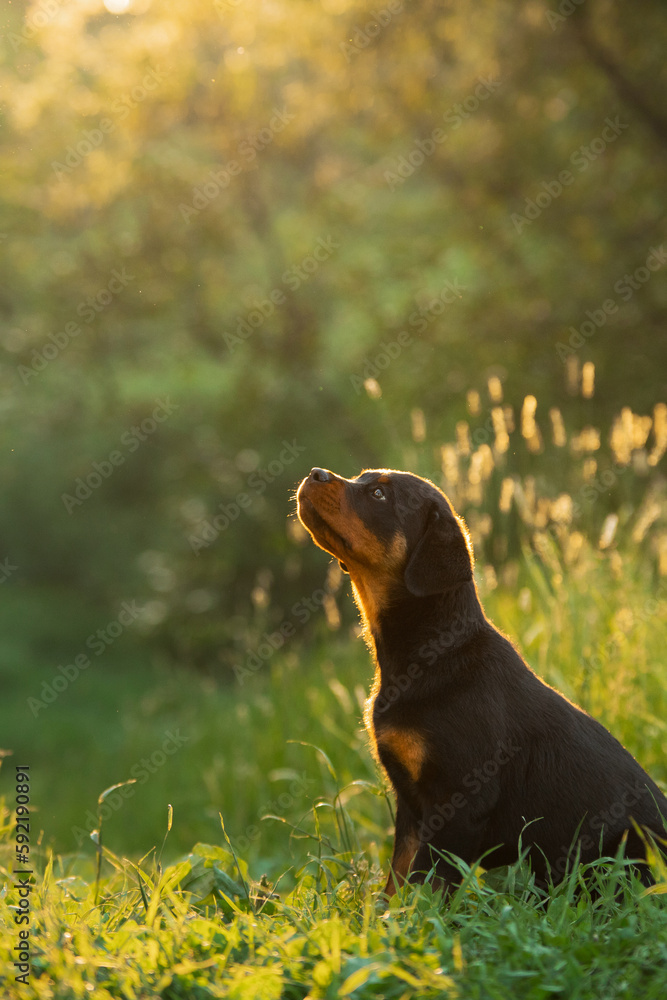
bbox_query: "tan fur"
[376,727,428,783]
[297,473,410,768]
[384,828,421,896]
[363,668,382,763]
[296,475,407,632]
[347,531,407,634]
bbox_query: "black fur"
[297,467,667,893]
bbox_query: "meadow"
[2,2,666,994]
[2,393,667,998]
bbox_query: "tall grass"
[1,386,666,997]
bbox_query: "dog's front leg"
[408,814,486,894]
[383,797,420,896]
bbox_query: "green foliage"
[2,806,667,998]
[1,2,667,993]
[0,509,666,862]
[1,0,666,641]
[2,484,667,994]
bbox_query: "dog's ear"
[404,506,473,596]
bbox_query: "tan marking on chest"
[376,727,428,783]
[348,531,407,631]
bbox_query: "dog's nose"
[310,468,330,482]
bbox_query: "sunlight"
[104,0,132,14]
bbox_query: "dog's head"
[296,468,473,625]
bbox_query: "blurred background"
[0,0,666,872]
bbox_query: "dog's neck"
[369,580,487,680]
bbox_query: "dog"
[296,466,667,895]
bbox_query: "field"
[2,400,667,999]
[3,1,666,994]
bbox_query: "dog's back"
[439,628,667,881]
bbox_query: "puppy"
[296,466,667,894]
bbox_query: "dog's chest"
[373,722,429,784]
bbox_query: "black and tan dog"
[296,466,667,894]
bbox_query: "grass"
[2,536,665,866]
[2,805,667,998]
[2,393,667,997]
[2,531,667,998]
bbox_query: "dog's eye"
[371,486,386,500]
